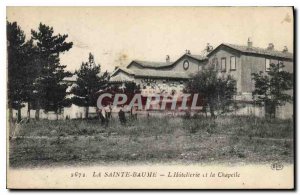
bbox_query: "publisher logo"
[271,163,283,171]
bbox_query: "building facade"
[110,40,294,118]
[206,40,293,118]
[110,52,208,96]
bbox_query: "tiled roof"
[111,67,190,79]
[114,67,134,75]
[133,69,190,79]
[210,43,293,60]
[133,60,173,68]
[186,54,207,61]
[109,73,134,82]
[128,53,207,69]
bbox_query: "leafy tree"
[21,39,37,120]
[7,21,34,122]
[71,53,109,118]
[216,74,237,113]
[124,82,141,116]
[31,23,73,119]
[124,82,141,94]
[252,63,293,118]
[186,67,236,118]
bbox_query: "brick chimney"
[282,46,288,53]
[247,37,253,49]
[166,55,170,63]
[267,43,274,50]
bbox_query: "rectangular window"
[211,57,218,70]
[230,56,236,70]
[221,58,226,72]
[265,59,270,71]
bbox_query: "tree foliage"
[124,82,141,94]
[7,21,36,121]
[7,21,74,121]
[31,23,73,116]
[71,53,109,118]
[252,63,293,117]
[186,68,236,117]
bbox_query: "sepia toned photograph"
[6,6,294,189]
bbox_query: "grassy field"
[9,116,294,168]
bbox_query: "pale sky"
[7,7,293,73]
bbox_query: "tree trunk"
[27,102,31,121]
[35,109,40,120]
[9,108,13,122]
[35,99,40,120]
[203,103,208,118]
[85,106,89,119]
[209,103,215,118]
[17,107,21,122]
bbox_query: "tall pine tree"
[71,53,108,118]
[7,21,34,122]
[31,23,73,119]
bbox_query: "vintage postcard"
[6,6,294,189]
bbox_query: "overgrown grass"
[14,116,293,138]
[181,115,293,139]
[9,116,294,167]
